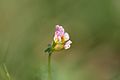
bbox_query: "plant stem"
[3,64,11,80]
[48,53,52,80]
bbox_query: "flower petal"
[57,36,61,42]
[66,40,72,44]
[55,25,64,37]
[64,40,72,49]
[64,44,71,49]
[54,35,61,43]
[54,35,57,42]
[64,32,69,41]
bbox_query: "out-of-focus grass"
[0,0,120,80]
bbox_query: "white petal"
[66,40,72,44]
[58,36,61,42]
[54,35,57,42]
[64,44,71,49]
[56,25,60,28]
[64,40,72,49]
[54,35,61,43]
[64,32,69,41]
[59,25,63,29]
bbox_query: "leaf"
[44,47,50,53]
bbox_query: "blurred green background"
[0,0,120,80]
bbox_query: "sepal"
[44,44,53,54]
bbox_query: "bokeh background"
[0,0,120,80]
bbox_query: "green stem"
[48,53,52,80]
[3,64,11,80]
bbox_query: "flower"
[53,25,72,50]
[45,25,72,53]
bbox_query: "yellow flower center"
[54,43,64,50]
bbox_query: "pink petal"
[55,25,64,37]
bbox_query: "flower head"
[53,25,72,50]
[45,25,72,53]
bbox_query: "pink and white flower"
[53,25,72,50]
